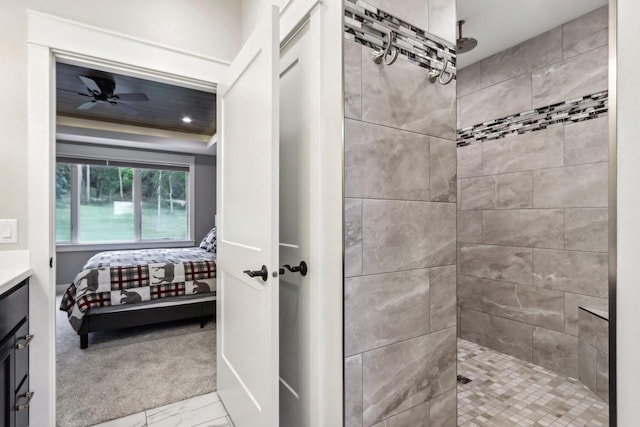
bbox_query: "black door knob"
[243,265,269,282]
[283,261,308,276]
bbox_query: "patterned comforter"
[60,247,217,332]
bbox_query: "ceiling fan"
[58,75,149,115]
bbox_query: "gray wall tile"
[565,292,608,336]
[564,116,608,166]
[564,208,608,252]
[579,340,598,392]
[457,275,483,311]
[459,172,533,211]
[481,127,564,175]
[373,400,430,427]
[482,280,564,332]
[457,62,482,97]
[362,200,456,275]
[430,265,456,331]
[533,249,608,297]
[533,327,579,378]
[362,328,456,426]
[481,28,562,88]
[482,209,564,249]
[345,119,430,200]
[532,46,608,108]
[596,350,609,404]
[457,210,482,243]
[429,389,456,427]
[459,74,531,128]
[457,143,482,179]
[345,354,363,427]
[367,0,429,32]
[428,0,456,43]
[459,308,491,348]
[563,6,608,59]
[533,163,608,208]
[459,244,533,285]
[578,308,609,355]
[345,269,431,356]
[430,137,456,202]
[345,198,363,277]
[345,40,362,120]
[362,46,456,139]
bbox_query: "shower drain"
[457,375,472,384]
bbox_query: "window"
[55,149,193,246]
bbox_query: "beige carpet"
[56,296,216,427]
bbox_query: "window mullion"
[133,169,142,242]
[70,164,80,243]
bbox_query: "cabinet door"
[0,337,16,427]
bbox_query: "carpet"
[55,296,217,427]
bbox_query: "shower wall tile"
[428,0,456,43]
[345,354,363,427]
[429,137,457,202]
[345,269,431,356]
[430,265,456,331]
[459,308,491,348]
[429,389,456,427]
[371,400,430,427]
[563,6,608,59]
[362,200,456,274]
[361,46,456,139]
[565,292,608,336]
[344,198,363,278]
[457,62,482,97]
[459,74,531,128]
[459,172,533,210]
[596,350,609,403]
[481,126,564,175]
[482,280,565,332]
[344,40,362,120]
[481,209,564,249]
[533,163,608,208]
[532,46,608,108]
[459,244,533,286]
[532,249,608,298]
[579,340,598,392]
[457,275,484,311]
[457,143,482,178]
[481,27,562,88]
[532,327,579,378]
[345,119,430,201]
[564,116,608,166]
[578,308,609,355]
[457,210,482,243]
[362,328,456,426]
[564,208,608,252]
[366,0,429,32]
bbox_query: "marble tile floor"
[91,392,234,427]
[458,339,609,427]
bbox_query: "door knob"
[283,261,308,276]
[243,265,268,282]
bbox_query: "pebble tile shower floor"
[458,339,609,426]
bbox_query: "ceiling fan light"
[182,116,192,123]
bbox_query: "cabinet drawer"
[14,321,30,391]
[15,375,30,427]
[0,280,28,340]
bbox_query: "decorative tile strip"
[457,90,608,146]
[344,0,457,77]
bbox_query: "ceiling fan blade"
[78,76,101,94]
[57,88,90,96]
[113,102,140,115]
[113,93,149,102]
[77,101,97,110]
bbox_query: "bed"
[60,246,217,349]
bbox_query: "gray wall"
[456,6,609,380]
[343,0,457,425]
[56,151,216,285]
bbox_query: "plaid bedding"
[60,247,217,332]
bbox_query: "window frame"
[56,142,196,252]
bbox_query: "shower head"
[457,20,478,54]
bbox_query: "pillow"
[199,227,216,251]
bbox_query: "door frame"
[25,2,343,426]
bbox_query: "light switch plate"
[0,219,18,243]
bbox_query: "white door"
[216,6,280,427]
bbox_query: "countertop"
[0,250,31,297]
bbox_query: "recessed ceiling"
[457,0,608,69]
[56,62,216,135]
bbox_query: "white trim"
[56,240,196,253]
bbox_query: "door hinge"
[50,257,53,268]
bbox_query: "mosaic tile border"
[457,90,608,146]
[344,0,457,77]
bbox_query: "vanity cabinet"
[0,280,31,427]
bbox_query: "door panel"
[217,6,280,427]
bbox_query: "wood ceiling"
[56,62,216,135]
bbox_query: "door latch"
[282,261,308,276]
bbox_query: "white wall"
[241,0,289,43]
[0,0,241,251]
[616,0,640,423]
